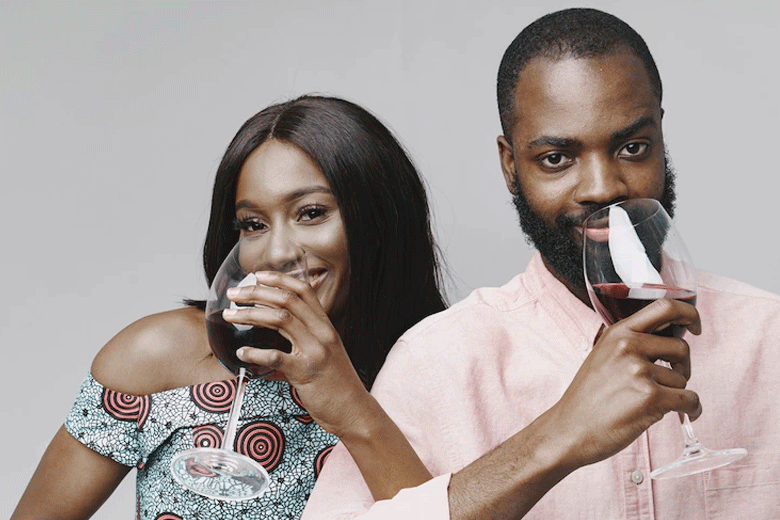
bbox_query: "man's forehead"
[511,50,661,142]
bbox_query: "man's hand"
[546,297,702,469]
[448,297,701,520]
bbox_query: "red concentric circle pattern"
[190,380,236,413]
[290,387,305,411]
[314,445,334,477]
[184,458,217,478]
[294,414,314,424]
[290,386,314,423]
[193,424,224,449]
[102,389,151,427]
[235,420,285,472]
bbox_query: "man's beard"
[511,150,677,291]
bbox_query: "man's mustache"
[559,204,615,229]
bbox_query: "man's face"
[497,49,672,299]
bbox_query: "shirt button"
[631,470,644,484]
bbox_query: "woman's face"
[234,139,350,328]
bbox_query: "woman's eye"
[620,142,649,157]
[234,218,267,232]
[299,206,327,221]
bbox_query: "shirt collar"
[524,252,605,351]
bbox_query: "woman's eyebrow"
[235,186,333,211]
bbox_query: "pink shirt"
[303,253,780,519]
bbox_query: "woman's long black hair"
[190,95,447,386]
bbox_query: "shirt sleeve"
[302,338,453,519]
[303,441,452,519]
[64,372,143,467]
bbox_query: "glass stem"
[664,359,703,452]
[222,367,248,451]
[680,413,702,451]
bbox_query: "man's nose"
[574,155,629,206]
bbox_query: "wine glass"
[170,236,309,500]
[582,198,747,479]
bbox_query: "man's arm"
[305,298,701,519]
[449,298,700,519]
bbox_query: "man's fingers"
[647,336,692,380]
[623,298,701,336]
[670,389,702,420]
[648,361,688,389]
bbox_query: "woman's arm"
[13,307,210,520]
[311,383,433,500]
[229,270,432,500]
[11,425,131,520]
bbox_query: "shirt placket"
[618,431,656,519]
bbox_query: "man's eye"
[621,142,649,157]
[540,153,571,169]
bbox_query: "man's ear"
[497,135,519,194]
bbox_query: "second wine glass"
[170,236,309,500]
[582,198,747,479]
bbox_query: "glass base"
[170,447,270,500]
[650,444,747,480]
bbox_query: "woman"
[12,95,445,520]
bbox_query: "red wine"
[206,311,292,376]
[591,283,697,338]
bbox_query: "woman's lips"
[306,268,327,291]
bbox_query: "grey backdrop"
[2,1,778,517]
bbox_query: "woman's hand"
[223,270,370,438]
[224,270,433,501]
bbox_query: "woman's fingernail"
[223,308,237,317]
[236,347,247,358]
[226,287,239,298]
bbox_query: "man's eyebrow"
[235,186,333,210]
[527,136,580,149]
[524,116,658,150]
[611,115,656,142]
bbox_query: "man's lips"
[576,225,611,242]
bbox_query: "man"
[303,8,780,519]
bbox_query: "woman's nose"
[261,232,304,272]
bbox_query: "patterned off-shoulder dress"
[65,372,337,520]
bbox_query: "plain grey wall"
[2,1,778,517]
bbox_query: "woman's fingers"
[223,273,342,382]
[226,271,326,328]
[236,345,286,372]
[244,270,324,311]
[223,303,313,349]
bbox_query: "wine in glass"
[582,198,747,479]
[170,236,308,499]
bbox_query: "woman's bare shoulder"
[91,306,214,395]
